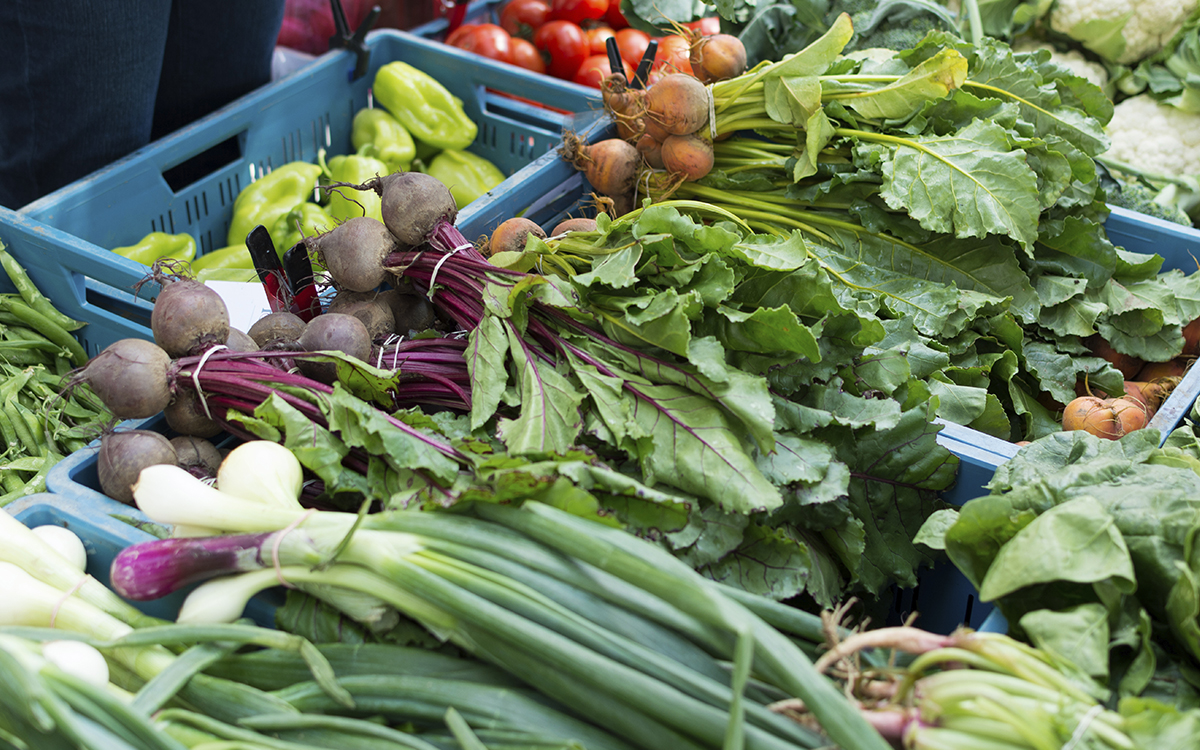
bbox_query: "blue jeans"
[0,0,286,208]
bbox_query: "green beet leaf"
[872,118,1042,251]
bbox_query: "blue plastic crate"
[0,210,153,358]
[12,29,604,337]
[5,493,279,626]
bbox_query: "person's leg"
[0,1,172,208]
[152,0,287,141]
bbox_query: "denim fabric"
[0,0,285,209]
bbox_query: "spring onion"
[116,476,891,750]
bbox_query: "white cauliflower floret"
[1106,94,1200,177]
[1049,0,1200,64]
[1012,39,1109,89]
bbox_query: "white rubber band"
[1062,705,1104,750]
[49,578,86,628]
[272,509,317,589]
[708,85,717,140]
[427,247,464,300]
[192,345,229,420]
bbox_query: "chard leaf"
[496,326,584,455]
[830,48,968,120]
[927,376,989,426]
[872,118,1042,251]
[756,432,837,486]
[701,304,820,359]
[594,288,698,357]
[843,349,912,395]
[765,75,822,127]
[1034,275,1088,306]
[605,364,783,514]
[836,403,957,592]
[1097,321,1185,363]
[572,245,642,290]
[1028,215,1117,288]
[1040,295,1105,338]
[1023,340,1124,405]
[794,108,835,181]
[1160,269,1200,326]
[814,223,1040,329]
[697,523,841,605]
[961,37,1111,156]
[322,384,461,485]
[466,315,509,430]
[806,379,903,431]
[1103,279,1182,328]
[670,504,748,565]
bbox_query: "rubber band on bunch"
[272,509,317,588]
[427,244,470,300]
[192,345,229,420]
[49,578,86,628]
[1062,705,1104,750]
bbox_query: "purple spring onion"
[110,532,273,600]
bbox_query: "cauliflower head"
[1049,0,1200,64]
[1106,94,1200,177]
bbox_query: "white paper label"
[207,281,274,334]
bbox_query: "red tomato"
[573,53,632,88]
[613,27,650,69]
[449,24,513,64]
[509,37,547,74]
[533,20,589,79]
[551,0,608,26]
[444,23,480,47]
[586,26,615,55]
[685,16,721,36]
[499,0,552,39]
[604,0,629,29]
[652,34,693,75]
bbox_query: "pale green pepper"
[426,150,506,209]
[352,108,415,174]
[111,232,197,266]
[191,244,253,272]
[226,162,322,247]
[272,202,333,256]
[372,61,477,151]
[319,150,388,223]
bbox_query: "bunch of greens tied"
[613,16,1200,442]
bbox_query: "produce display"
[10,1,1200,748]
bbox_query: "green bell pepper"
[352,108,415,174]
[227,162,322,247]
[372,61,477,152]
[196,267,259,283]
[111,232,196,266]
[319,150,388,224]
[191,244,253,272]
[426,150,506,209]
[272,202,333,256]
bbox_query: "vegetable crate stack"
[3,29,604,339]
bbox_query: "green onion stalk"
[113,465,896,750]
